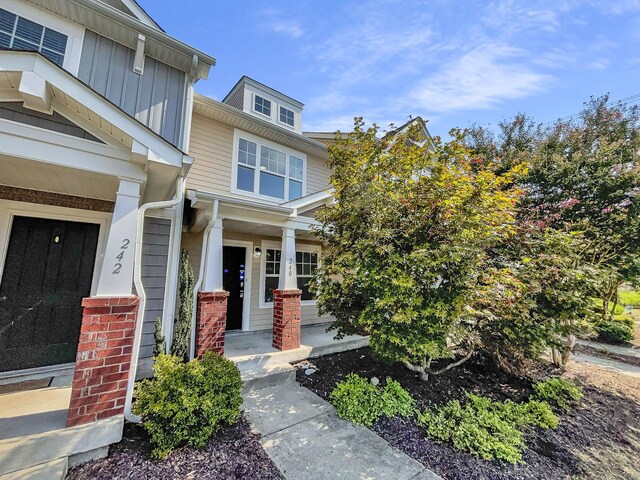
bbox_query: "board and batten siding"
[78,31,187,148]
[181,229,333,332]
[187,113,332,199]
[224,87,244,110]
[137,216,171,376]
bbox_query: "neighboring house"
[0,0,214,475]
[184,76,335,355]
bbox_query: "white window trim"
[277,106,295,130]
[259,239,320,309]
[231,128,307,203]
[0,199,110,296]
[251,93,272,119]
[223,239,253,331]
[3,0,85,76]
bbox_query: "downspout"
[124,175,185,423]
[188,198,219,360]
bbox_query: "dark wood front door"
[0,216,100,372]
[222,246,245,331]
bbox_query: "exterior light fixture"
[254,247,262,257]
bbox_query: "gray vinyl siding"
[78,31,187,147]
[224,87,244,110]
[139,217,171,367]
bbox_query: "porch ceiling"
[0,154,118,200]
[223,219,317,241]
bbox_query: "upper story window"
[0,8,67,67]
[279,106,295,127]
[234,133,305,201]
[253,95,271,117]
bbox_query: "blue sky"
[139,0,639,138]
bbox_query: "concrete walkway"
[243,383,441,480]
[572,351,640,379]
[577,339,640,358]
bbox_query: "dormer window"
[0,8,67,67]
[253,95,271,117]
[279,106,295,127]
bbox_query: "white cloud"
[269,21,304,39]
[407,44,552,112]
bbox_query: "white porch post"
[95,178,141,296]
[202,218,224,292]
[279,228,297,290]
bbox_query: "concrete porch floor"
[0,385,71,440]
[225,322,368,364]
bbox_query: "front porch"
[225,322,368,363]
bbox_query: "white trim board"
[223,239,253,331]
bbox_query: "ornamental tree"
[312,119,523,381]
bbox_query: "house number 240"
[112,238,130,274]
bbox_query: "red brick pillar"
[67,296,139,427]
[196,291,229,357]
[272,289,302,351]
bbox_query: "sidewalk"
[243,383,441,480]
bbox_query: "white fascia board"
[119,0,163,31]
[280,188,334,214]
[188,190,294,215]
[1,52,186,168]
[0,119,146,181]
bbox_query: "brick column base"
[196,291,229,357]
[272,289,302,351]
[67,296,139,427]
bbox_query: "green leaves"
[532,378,584,412]
[132,353,243,459]
[315,119,522,370]
[329,374,416,426]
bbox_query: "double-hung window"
[262,246,319,304]
[0,8,67,67]
[235,133,305,201]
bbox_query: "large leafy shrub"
[329,374,415,426]
[417,393,558,464]
[133,352,243,459]
[532,378,584,412]
[314,120,523,381]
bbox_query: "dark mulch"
[576,344,640,368]
[295,348,640,480]
[66,416,283,480]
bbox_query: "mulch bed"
[295,348,640,480]
[66,416,283,480]
[576,344,640,368]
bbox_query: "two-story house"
[183,76,335,357]
[0,0,215,476]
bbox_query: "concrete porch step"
[0,413,123,477]
[0,458,68,480]
[237,359,297,392]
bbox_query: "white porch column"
[95,179,141,296]
[202,218,224,292]
[278,228,298,290]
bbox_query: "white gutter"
[124,176,185,423]
[188,199,219,360]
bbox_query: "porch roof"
[0,51,193,202]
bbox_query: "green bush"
[595,315,635,343]
[133,352,243,459]
[417,393,558,464]
[329,374,415,426]
[532,378,584,412]
[619,290,640,307]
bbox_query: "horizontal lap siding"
[78,31,187,147]
[187,114,332,198]
[139,217,171,365]
[181,230,333,332]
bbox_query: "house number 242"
[112,238,130,274]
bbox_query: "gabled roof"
[222,75,304,110]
